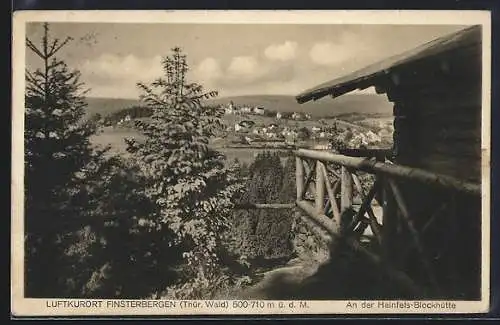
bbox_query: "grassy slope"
[85,97,142,118]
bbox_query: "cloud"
[264,41,298,61]
[309,32,374,66]
[78,53,165,97]
[228,56,258,77]
[227,56,269,82]
[309,42,344,66]
[80,53,163,82]
[192,57,222,84]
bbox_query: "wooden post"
[296,156,304,201]
[388,179,440,293]
[316,161,325,214]
[381,175,397,262]
[300,161,314,200]
[296,198,423,297]
[341,166,353,213]
[323,165,341,224]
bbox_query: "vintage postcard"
[11,10,491,317]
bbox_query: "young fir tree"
[126,48,243,298]
[24,23,101,296]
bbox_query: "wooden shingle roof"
[296,25,482,104]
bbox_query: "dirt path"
[236,261,322,299]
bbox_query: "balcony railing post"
[296,156,304,201]
[341,166,353,214]
[381,175,398,263]
[316,161,325,214]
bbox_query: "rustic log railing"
[233,148,480,297]
[294,148,481,297]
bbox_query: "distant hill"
[85,97,142,118]
[206,94,393,117]
[83,93,393,119]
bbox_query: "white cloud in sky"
[227,56,268,81]
[80,53,163,82]
[309,42,344,66]
[78,53,164,98]
[264,41,298,61]
[309,32,373,66]
[192,57,222,84]
[228,56,258,76]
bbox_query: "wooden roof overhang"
[295,25,482,104]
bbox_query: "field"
[90,127,143,156]
[91,127,292,165]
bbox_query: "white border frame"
[11,10,492,316]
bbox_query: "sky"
[25,23,468,99]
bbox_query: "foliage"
[125,47,245,298]
[229,152,295,265]
[67,155,190,298]
[24,23,104,297]
[24,26,201,299]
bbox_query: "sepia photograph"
[11,10,491,316]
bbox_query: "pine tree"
[126,48,243,298]
[229,152,294,263]
[24,23,101,296]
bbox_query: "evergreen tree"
[230,152,294,263]
[126,47,243,298]
[24,23,102,296]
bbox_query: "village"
[219,101,393,150]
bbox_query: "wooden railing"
[231,147,480,297]
[294,148,481,297]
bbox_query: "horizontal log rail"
[295,149,480,196]
[233,203,295,210]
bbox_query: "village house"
[253,106,265,115]
[311,126,321,133]
[234,123,243,132]
[313,141,332,150]
[378,127,393,142]
[224,103,234,114]
[284,132,297,145]
[365,130,382,144]
[240,106,252,114]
